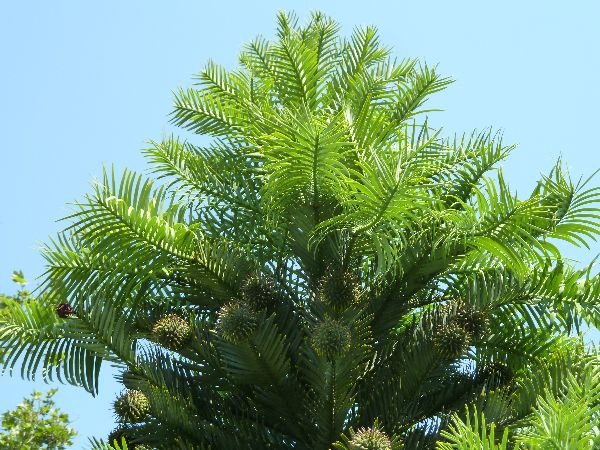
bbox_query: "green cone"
[432,322,470,359]
[113,389,151,423]
[152,314,192,351]
[218,302,259,343]
[311,319,351,360]
[107,426,151,450]
[454,305,489,341]
[349,426,393,450]
[241,275,276,310]
[318,268,360,309]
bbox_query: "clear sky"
[1,1,599,447]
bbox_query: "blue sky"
[1,1,599,447]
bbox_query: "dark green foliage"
[107,426,151,450]
[2,11,600,450]
[478,361,513,388]
[152,314,192,351]
[56,303,75,318]
[113,390,151,423]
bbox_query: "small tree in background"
[1,11,600,449]
[0,389,76,450]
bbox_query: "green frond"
[514,350,600,449]
[455,170,555,281]
[216,315,291,386]
[437,405,509,450]
[394,64,453,124]
[0,297,100,393]
[260,106,351,215]
[0,294,139,395]
[171,86,245,137]
[547,163,600,248]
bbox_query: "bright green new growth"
[1,10,600,450]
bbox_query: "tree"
[0,272,33,365]
[0,389,76,450]
[1,11,600,449]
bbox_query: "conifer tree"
[2,11,600,449]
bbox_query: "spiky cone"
[241,274,277,310]
[113,389,151,423]
[217,302,259,344]
[454,305,489,341]
[152,314,192,351]
[311,319,352,361]
[432,322,471,359]
[318,268,360,310]
[348,426,393,450]
[56,303,76,318]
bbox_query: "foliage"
[1,11,600,450]
[437,407,509,450]
[438,348,600,449]
[0,389,76,450]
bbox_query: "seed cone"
[217,302,259,344]
[56,303,75,318]
[454,305,489,341]
[349,426,393,450]
[318,268,360,309]
[311,319,351,360]
[241,275,276,310]
[152,314,192,351]
[113,390,151,423]
[432,323,470,359]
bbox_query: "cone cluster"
[113,389,151,423]
[433,302,490,358]
[152,314,192,351]
[454,305,489,341]
[432,322,471,359]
